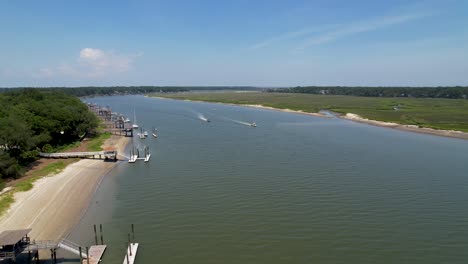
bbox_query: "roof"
[0,229,32,246]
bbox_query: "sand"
[0,135,130,242]
[342,113,468,140]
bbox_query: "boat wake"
[193,111,210,122]
[225,117,256,127]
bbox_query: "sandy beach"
[342,113,468,140]
[0,135,130,242]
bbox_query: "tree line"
[0,89,99,184]
[0,86,259,97]
[269,86,468,99]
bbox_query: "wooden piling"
[94,225,98,245]
[100,224,104,245]
[86,247,90,264]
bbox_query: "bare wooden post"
[94,224,98,245]
[131,224,135,242]
[100,224,104,244]
[86,247,90,264]
[126,249,130,264]
[128,233,132,256]
[79,246,82,262]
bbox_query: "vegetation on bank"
[87,132,112,151]
[271,86,468,99]
[0,89,99,183]
[0,86,260,97]
[0,128,113,216]
[154,92,468,132]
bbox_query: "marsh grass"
[154,92,468,132]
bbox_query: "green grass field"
[153,92,468,132]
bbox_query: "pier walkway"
[39,151,118,160]
[25,239,89,258]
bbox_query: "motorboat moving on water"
[152,127,158,138]
[250,122,257,127]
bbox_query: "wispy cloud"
[34,48,142,79]
[250,25,339,50]
[295,13,429,50]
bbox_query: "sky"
[0,0,467,87]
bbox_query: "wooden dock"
[83,245,107,264]
[123,243,139,264]
[39,150,118,160]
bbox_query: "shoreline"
[148,96,330,118]
[341,113,468,140]
[150,95,468,140]
[0,134,131,243]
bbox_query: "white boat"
[132,108,139,129]
[128,147,138,163]
[199,116,210,122]
[143,131,148,137]
[250,122,257,127]
[128,155,138,163]
[152,128,158,138]
[124,118,131,123]
[144,146,151,162]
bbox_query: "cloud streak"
[250,12,429,52]
[295,13,429,50]
[250,25,339,50]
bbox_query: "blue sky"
[1,0,467,87]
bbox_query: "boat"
[152,128,158,138]
[250,122,257,127]
[144,146,151,162]
[143,131,148,137]
[199,116,210,122]
[132,108,139,129]
[124,118,131,123]
[128,146,138,163]
[138,128,146,139]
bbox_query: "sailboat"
[128,143,138,163]
[132,108,139,129]
[144,146,151,162]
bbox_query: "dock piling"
[86,247,90,264]
[131,224,135,242]
[128,234,132,256]
[94,225,98,245]
[126,247,130,264]
[100,224,104,245]
[79,246,83,262]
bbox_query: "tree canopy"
[0,89,98,180]
[270,86,468,99]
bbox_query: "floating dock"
[123,243,139,264]
[83,245,107,264]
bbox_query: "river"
[67,95,468,263]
